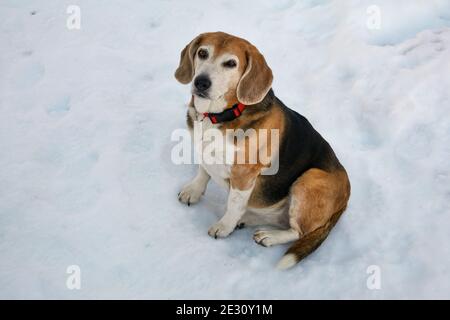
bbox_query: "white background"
[1,0,449,299]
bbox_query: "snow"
[1,0,449,299]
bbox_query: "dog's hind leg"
[253,229,300,247]
[276,168,350,269]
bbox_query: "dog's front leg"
[178,165,210,206]
[208,165,260,238]
[208,186,254,239]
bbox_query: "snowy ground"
[1,0,450,299]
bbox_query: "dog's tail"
[276,207,346,270]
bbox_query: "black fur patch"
[257,96,343,206]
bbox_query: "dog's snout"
[194,75,211,92]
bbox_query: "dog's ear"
[237,46,273,105]
[174,35,202,84]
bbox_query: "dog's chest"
[202,162,230,189]
[190,113,233,188]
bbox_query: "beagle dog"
[175,32,350,269]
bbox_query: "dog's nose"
[194,75,211,91]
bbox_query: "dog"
[175,32,350,269]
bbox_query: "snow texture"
[0,0,449,299]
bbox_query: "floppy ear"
[174,35,202,84]
[237,46,273,105]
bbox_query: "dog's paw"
[177,182,204,206]
[208,221,234,239]
[253,230,276,247]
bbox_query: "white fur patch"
[253,229,299,247]
[276,254,298,270]
[191,45,241,114]
[208,186,254,238]
[178,166,210,205]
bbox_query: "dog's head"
[175,32,273,113]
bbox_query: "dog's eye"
[223,59,237,68]
[198,49,208,60]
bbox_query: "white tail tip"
[276,253,297,270]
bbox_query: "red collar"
[202,103,246,124]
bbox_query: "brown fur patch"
[230,164,263,190]
[224,96,285,203]
[290,168,350,234]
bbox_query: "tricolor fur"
[175,32,351,269]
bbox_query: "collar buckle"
[202,103,246,124]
